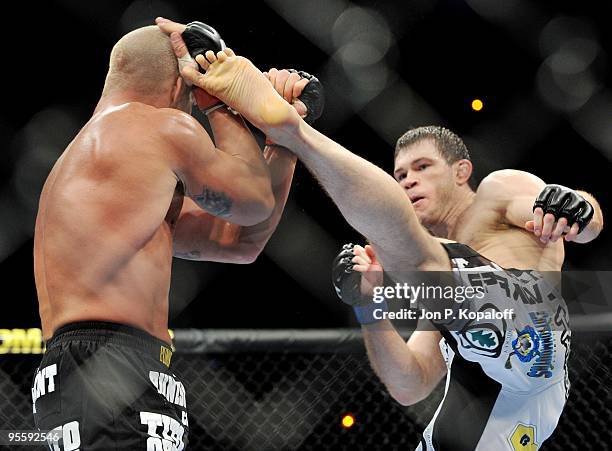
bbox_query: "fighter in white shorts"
[421,242,569,450]
[330,127,600,450]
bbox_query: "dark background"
[1,0,610,330]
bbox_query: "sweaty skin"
[35,46,311,344]
[35,104,186,343]
[35,68,292,347]
[35,98,283,343]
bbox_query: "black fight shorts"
[31,321,188,450]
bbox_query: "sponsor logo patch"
[509,423,538,450]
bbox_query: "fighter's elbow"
[384,368,441,406]
[237,186,275,226]
[242,199,274,226]
[386,386,425,406]
[256,189,275,221]
[249,182,276,224]
[233,245,264,264]
[230,252,258,264]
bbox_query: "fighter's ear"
[455,159,473,185]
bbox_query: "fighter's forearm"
[173,146,294,263]
[207,108,270,172]
[574,190,604,243]
[278,122,444,271]
[362,322,432,405]
[233,145,296,253]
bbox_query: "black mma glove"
[182,21,226,113]
[533,184,594,234]
[287,69,325,125]
[332,243,388,325]
[183,22,226,71]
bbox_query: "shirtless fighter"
[167,27,603,450]
[32,23,320,449]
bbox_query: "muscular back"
[34,103,183,342]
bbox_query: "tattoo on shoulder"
[193,187,232,217]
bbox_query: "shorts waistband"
[45,321,174,368]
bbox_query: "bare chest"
[451,205,563,271]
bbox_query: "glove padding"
[332,243,364,306]
[288,69,325,125]
[182,21,226,113]
[182,21,226,73]
[533,184,594,234]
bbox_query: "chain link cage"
[1,329,610,450]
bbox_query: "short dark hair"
[394,125,471,164]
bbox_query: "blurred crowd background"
[1,0,610,330]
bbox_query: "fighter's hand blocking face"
[182,21,226,70]
[156,17,226,114]
[158,18,325,129]
[527,184,594,243]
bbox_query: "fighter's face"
[393,139,455,226]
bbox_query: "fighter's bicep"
[477,170,545,228]
[164,111,258,219]
[505,195,542,229]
